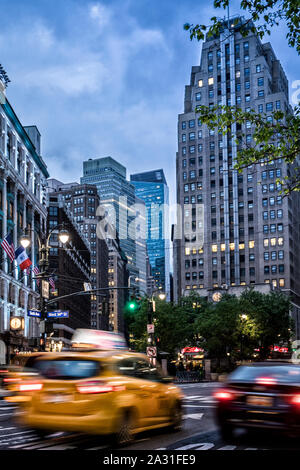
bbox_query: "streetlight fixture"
[20,234,31,249]
[58,229,70,245]
[19,224,70,351]
[147,289,166,365]
[20,224,70,273]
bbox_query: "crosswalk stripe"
[218,445,237,450]
[87,446,109,450]
[39,445,76,450]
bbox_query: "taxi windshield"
[33,360,100,380]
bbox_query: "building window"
[198,79,203,88]
[258,77,264,86]
[208,77,214,85]
[256,64,261,73]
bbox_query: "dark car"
[214,362,300,440]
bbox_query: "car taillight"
[19,383,43,392]
[76,380,118,394]
[214,389,235,401]
[3,378,20,383]
[290,394,300,405]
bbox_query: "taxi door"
[134,359,172,425]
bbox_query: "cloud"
[21,60,108,96]
[89,2,112,29]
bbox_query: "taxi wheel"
[170,402,183,432]
[113,410,135,447]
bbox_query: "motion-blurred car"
[214,361,300,440]
[2,353,49,402]
[9,331,183,446]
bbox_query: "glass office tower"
[130,169,170,297]
[81,156,139,289]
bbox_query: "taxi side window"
[117,358,136,377]
[134,360,163,382]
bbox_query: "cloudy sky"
[0,0,298,206]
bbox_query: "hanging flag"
[1,232,15,262]
[15,246,32,271]
[33,266,40,286]
[49,277,55,290]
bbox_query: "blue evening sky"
[0,0,299,207]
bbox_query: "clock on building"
[212,292,222,302]
[10,317,23,330]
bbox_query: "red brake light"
[256,377,277,385]
[3,378,20,383]
[290,394,300,405]
[19,382,43,392]
[214,389,235,401]
[76,380,121,394]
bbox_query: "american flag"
[1,232,15,262]
[49,277,55,290]
[33,266,40,286]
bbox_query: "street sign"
[147,324,155,334]
[147,346,157,358]
[28,309,41,318]
[47,310,69,318]
[42,280,49,299]
[83,282,92,292]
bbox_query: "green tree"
[125,293,208,358]
[184,1,300,194]
[184,0,300,53]
[240,289,294,358]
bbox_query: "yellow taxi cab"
[10,330,183,445]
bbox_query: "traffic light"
[126,295,141,312]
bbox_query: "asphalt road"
[0,382,300,451]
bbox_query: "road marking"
[39,445,77,450]
[183,404,214,408]
[0,413,12,417]
[88,446,109,450]
[176,443,215,450]
[184,413,204,420]
[218,445,237,450]
[183,396,216,403]
[0,430,35,438]
[244,448,258,450]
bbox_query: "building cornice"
[1,99,49,178]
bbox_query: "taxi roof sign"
[71,329,127,351]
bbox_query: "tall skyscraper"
[175,16,300,323]
[80,157,141,292]
[130,169,170,297]
[47,179,109,330]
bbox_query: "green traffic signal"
[129,302,137,310]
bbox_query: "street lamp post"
[147,290,166,365]
[20,224,70,350]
